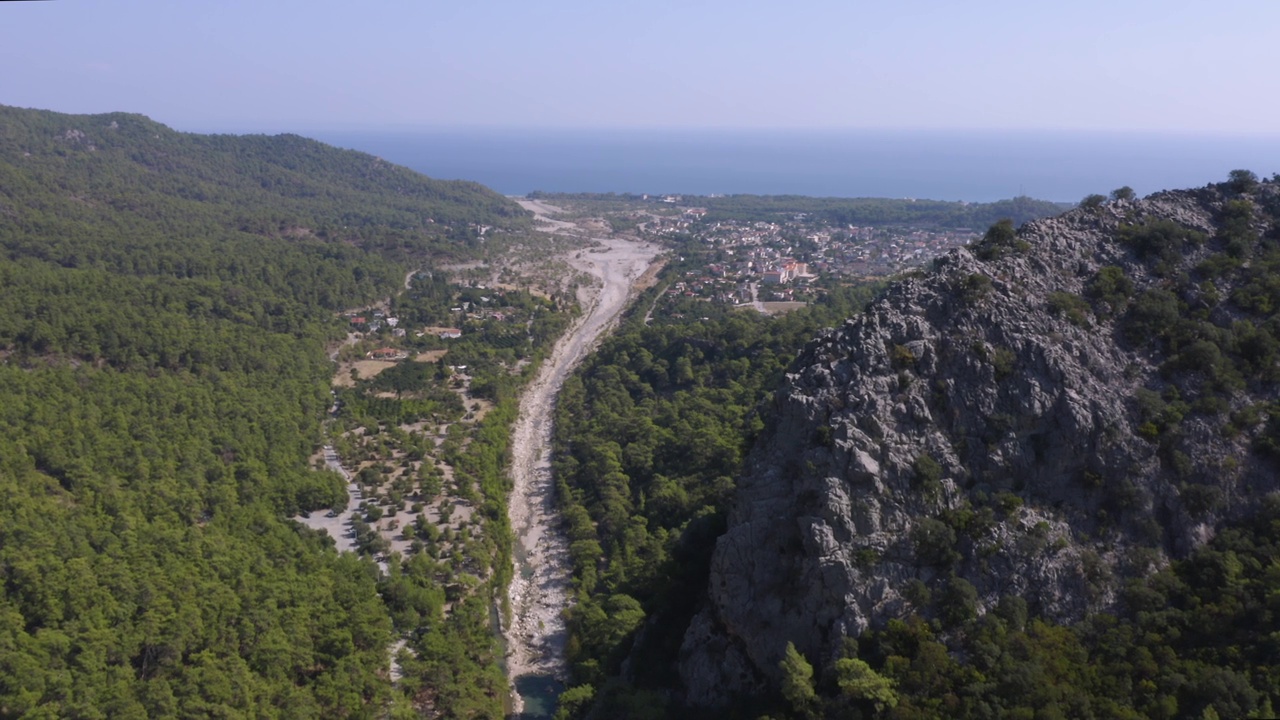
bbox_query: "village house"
[425,327,463,339]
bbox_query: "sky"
[2,0,1278,135]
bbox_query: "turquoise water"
[513,675,564,720]
[314,128,1280,203]
[503,542,558,717]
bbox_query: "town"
[642,203,980,308]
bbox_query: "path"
[294,444,365,555]
[751,280,766,312]
[504,200,660,714]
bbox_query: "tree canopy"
[0,103,530,716]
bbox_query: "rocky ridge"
[679,178,1280,706]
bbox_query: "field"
[332,359,397,387]
[761,301,807,315]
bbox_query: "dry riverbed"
[504,200,661,712]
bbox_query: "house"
[763,261,807,285]
[437,328,462,340]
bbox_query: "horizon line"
[182,123,1280,141]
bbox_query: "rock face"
[679,181,1280,706]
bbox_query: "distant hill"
[529,190,1069,229]
[696,193,1071,229]
[0,105,526,299]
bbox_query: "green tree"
[939,575,979,627]
[1227,169,1259,193]
[975,219,1029,260]
[912,454,943,495]
[1080,193,1107,209]
[1085,265,1133,316]
[779,642,819,720]
[834,657,898,712]
[553,685,596,720]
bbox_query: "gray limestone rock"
[679,182,1280,707]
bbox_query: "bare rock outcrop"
[680,180,1280,706]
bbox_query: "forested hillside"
[529,191,1067,230]
[0,105,527,717]
[695,194,1068,229]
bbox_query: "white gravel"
[505,202,660,711]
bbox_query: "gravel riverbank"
[504,201,660,713]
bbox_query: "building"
[762,260,809,285]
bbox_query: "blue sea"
[312,129,1280,203]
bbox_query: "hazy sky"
[3,0,1278,135]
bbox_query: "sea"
[310,128,1280,204]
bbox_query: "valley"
[4,103,1280,720]
[293,195,661,717]
[504,201,661,713]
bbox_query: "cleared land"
[332,359,397,387]
[761,301,807,315]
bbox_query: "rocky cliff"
[679,176,1280,706]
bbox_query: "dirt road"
[518,198,581,234]
[294,444,363,554]
[505,201,660,711]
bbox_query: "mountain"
[679,174,1280,714]
[0,104,532,368]
[0,105,524,717]
[0,105,525,289]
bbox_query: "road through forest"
[504,200,660,713]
